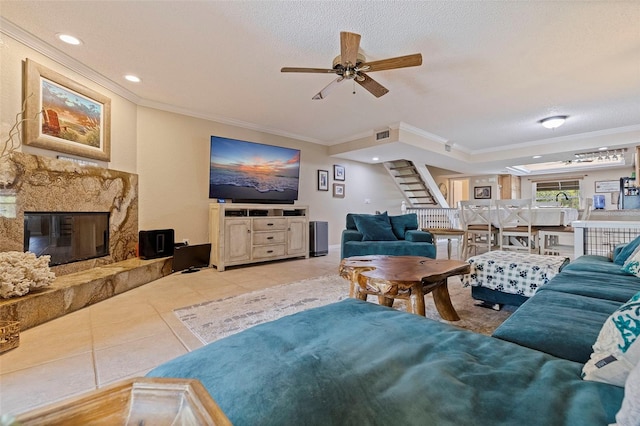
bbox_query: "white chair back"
[494,199,533,228]
[580,198,593,220]
[459,200,493,230]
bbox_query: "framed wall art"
[474,186,491,199]
[333,183,345,198]
[333,164,345,181]
[23,59,111,161]
[317,169,329,191]
[594,180,619,193]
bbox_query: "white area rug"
[174,274,513,345]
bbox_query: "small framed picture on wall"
[317,170,329,191]
[474,186,491,199]
[334,165,345,181]
[333,183,345,198]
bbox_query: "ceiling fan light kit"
[281,31,422,100]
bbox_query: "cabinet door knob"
[267,250,274,254]
[267,236,274,240]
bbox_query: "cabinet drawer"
[253,218,287,231]
[253,231,286,245]
[252,244,285,259]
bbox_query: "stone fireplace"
[0,151,138,276]
[0,152,173,331]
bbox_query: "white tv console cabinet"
[208,203,309,271]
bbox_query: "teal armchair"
[341,212,436,259]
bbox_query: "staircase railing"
[406,207,460,229]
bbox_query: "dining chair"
[494,199,539,253]
[539,198,592,258]
[458,200,498,259]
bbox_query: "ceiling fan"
[281,31,422,100]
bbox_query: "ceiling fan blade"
[281,67,339,73]
[312,77,344,100]
[340,31,361,66]
[361,53,422,72]
[356,73,389,98]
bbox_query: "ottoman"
[461,251,569,308]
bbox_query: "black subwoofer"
[139,229,175,259]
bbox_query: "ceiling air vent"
[375,129,390,141]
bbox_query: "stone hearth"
[0,257,172,330]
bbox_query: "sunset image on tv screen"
[209,136,300,202]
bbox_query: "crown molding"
[1,17,330,144]
[471,124,640,155]
[396,121,449,145]
[138,99,323,145]
[1,17,141,104]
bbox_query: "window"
[534,179,581,209]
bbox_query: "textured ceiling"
[1,1,639,174]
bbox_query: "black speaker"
[309,221,328,256]
[139,229,175,259]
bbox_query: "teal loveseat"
[340,212,436,259]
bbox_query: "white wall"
[136,106,403,246]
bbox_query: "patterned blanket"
[462,251,569,297]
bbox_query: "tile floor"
[0,242,460,416]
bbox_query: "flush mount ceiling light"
[57,33,82,45]
[124,75,141,83]
[540,115,568,129]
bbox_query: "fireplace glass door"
[24,212,110,265]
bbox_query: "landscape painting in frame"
[23,59,111,161]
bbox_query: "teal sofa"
[147,243,640,425]
[149,298,623,425]
[340,212,436,259]
[493,253,640,363]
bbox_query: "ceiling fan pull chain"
[353,80,356,95]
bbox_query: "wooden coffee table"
[339,255,470,321]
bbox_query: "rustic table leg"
[431,280,460,321]
[408,283,426,316]
[353,283,368,301]
[377,296,394,307]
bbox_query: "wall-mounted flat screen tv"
[209,136,301,204]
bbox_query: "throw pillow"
[582,290,640,387]
[346,212,387,230]
[389,213,419,239]
[622,244,640,278]
[614,361,640,426]
[614,235,640,265]
[352,214,398,242]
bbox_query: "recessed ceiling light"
[532,155,542,159]
[124,75,141,83]
[372,157,379,161]
[57,33,82,45]
[540,115,568,129]
[598,147,608,151]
